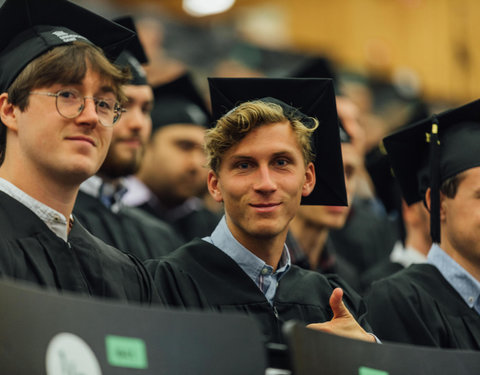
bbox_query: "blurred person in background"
[74,16,182,260]
[122,72,221,243]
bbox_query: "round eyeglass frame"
[29,89,126,127]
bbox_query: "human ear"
[0,93,18,132]
[302,162,316,197]
[207,170,223,203]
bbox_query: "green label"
[105,335,148,369]
[359,366,389,375]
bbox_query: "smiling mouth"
[66,136,96,147]
[250,203,281,212]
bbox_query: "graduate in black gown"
[365,99,480,349]
[288,120,362,293]
[122,73,221,243]
[73,17,182,260]
[146,78,376,345]
[0,0,159,304]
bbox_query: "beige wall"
[114,0,480,103]
[286,0,480,103]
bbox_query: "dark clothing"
[139,201,221,243]
[74,191,182,260]
[145,238,372,344]
[286,231,361,293]
[0,192,160,305]
[330,197,400,274]
[365,264,480,349]
[360,260,404,292]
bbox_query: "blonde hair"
[205,100,318,173]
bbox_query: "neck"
[290,216,329,269]
[440,233,480,282]
[228,226,287,272]
[0,164,78,219]
[405,228,431,257]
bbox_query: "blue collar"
[428,244,480,314]
[203,216,291,304]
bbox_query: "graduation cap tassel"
[429,116,441,243]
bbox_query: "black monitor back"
[0,279,267,375]
[284,321,480,375]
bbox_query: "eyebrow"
[98,85,115,94]
[228,150,297,162]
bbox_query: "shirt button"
[468,296,474,304]
[261,268,269,275]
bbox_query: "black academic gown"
[330,197,400,274]
[145,239,372,344]
[139,202,221,243]
[74,191,182,260]
[360,259,404,293]
[0,191,160,305]
[365,264,480,349]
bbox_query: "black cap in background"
[383,99,480,242]
[113,16,149,86]
[150,72,211,132]
[208,77,347,207]
[0,0,135,92]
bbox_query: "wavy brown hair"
[0,41,131,165]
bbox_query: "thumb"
[329,287,350,319]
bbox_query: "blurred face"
[2,68,114,186]
[296,142,361,229]
[208,121,315,245]
[138,124,207,207]
[99,84,153,179]
[440,167,480,274]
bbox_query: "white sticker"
[45,332,102,375]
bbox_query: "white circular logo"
[45,332,102,375]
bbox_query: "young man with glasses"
[0,0,159,304]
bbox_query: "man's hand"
[306,288,376,342]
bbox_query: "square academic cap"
[208,77,347,206]
[290,56,338,83]
[150,72,211,132]
[383,99,480,242]
[0,0,136,92]
[113,16,149,86]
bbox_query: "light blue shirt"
[203,216,291,305]
[428,244,480,315]
[0,178,70,241]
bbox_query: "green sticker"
[105,335,148,369]
[358,366,389,375]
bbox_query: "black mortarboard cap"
[208,77,347,206]
[383,99,480,243]
[289,56,347,142]
[290,56,337,83]
[0,0,136,92]
[113,16,148,86]
[150,73,211,132]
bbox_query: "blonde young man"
[146,78,375,345]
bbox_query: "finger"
[329,287,350,319]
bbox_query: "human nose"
[253,164,277,193]
[125,107,144,131]
[75,97,99,127]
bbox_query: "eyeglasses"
[29,89,125,127]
